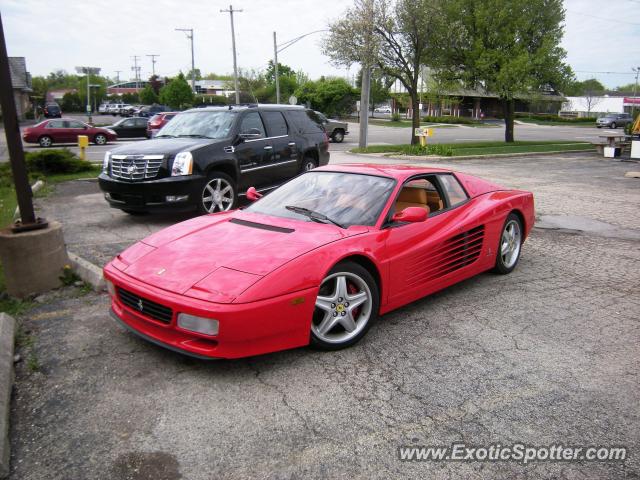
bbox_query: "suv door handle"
[263,145,273,150]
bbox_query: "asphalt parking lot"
[8,151,640,479]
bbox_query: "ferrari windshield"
[246,171,396,227]
[156,111,236,139]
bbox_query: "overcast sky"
[2,0,639,89]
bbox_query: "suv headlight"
[102,151,111,174]
[172,151,193,176]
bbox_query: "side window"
[135,118,148,127]
[47,120,63,128]
[395,177,444,215]
[285,110,323,134]
[67,121,85,129]
[239,112,266,137]
[261,111,288,137]
[122,119,135,127]
[438,174,469,207]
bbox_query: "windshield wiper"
[285,205,345,229]
[177,134,212,139]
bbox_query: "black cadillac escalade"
[98,104,330,214]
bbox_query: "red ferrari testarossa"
[104,163,535,359]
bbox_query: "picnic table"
[598,133,626,148]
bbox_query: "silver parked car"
[596,113,633,129]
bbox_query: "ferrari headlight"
[102,151,111,174]
[172,151,193,176]
[177,313,219,336]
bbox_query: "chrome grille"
[110,155,164,180]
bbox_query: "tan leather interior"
[395,187,431,214]
[425,190,444,211]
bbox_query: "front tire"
[38,136,53,148]
[94,134,107,145]
[199,172,237,214]
[493,213,523,274]
[332,130,345,143]
[610,122,617,129]
[310,261,379,350]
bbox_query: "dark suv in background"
[99,105,329,214]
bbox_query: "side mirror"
[239,128,262,140]
[246,187,262,201]
[391,207,428,223]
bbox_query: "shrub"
[403,144,453,156]
[391,112,401,122]
[421,115,478,125]
[25,149,94,175]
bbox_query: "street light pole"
[220,5,242,105]
[175,29,195,93]
[633,67,640,116]
[76,66,100,125]
[273,29,329,105]
[273,31,280,104]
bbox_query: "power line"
[574,70,638,75]
[566,10,640,26]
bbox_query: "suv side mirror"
[391,207,428,223]
[246,187,262,201]
[239,128,262,140]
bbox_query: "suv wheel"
[301,156,317,172]
[332,130,345,143]
[200,172,237,213]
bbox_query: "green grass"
[351,140,594,157]
[517,118,594,127]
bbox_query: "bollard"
[77,135,89,161]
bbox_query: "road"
[9,150,639,479]
[0,115,619,162]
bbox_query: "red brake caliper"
[347,281,360,319]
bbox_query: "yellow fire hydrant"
[77,135,89,161]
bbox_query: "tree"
[159,73,194,109]
[139,85,159,105]
[435,0,572,142]
[324,0,440,145]
[148,75,163,95]
[186,68,202,81]
[615,82,637,93]
[294,78,358,117]
[265,60,296,84]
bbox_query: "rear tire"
[493,213,523,274]
[38,136,53,148]
[332,130,345,143]
[94,134,107,145]
[610,122,617,129]
[310,261,379,350]
[301,156,317,172]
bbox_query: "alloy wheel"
[500,219,522,269]
[202,177,234,213]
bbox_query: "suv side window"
[438,174,469,207]
[262,111,288,137]
[239,112,266,137]
[285,110,324,134]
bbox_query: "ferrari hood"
[113,211,366,301]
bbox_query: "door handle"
[263,145,273,150]
[288,142,296,147]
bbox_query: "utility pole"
[0,12,41,230]
[131,55,141,92]
[273,31,280,104]
[358,0,375,148]
[175,29,195,93]
[115,70,121,84]
[633,67,640,117]
[220,5,242,104]
[146,54,159,77]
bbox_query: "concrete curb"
[384,148,596,162]
[68,251,105,292]
[0,313,16,479]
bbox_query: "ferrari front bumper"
[105,264,317,359]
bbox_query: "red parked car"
[146,112,177,138]
[23,118,118,148]
[104,163,535,360]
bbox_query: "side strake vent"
[229,218,294,233]
[406,225,485,287]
